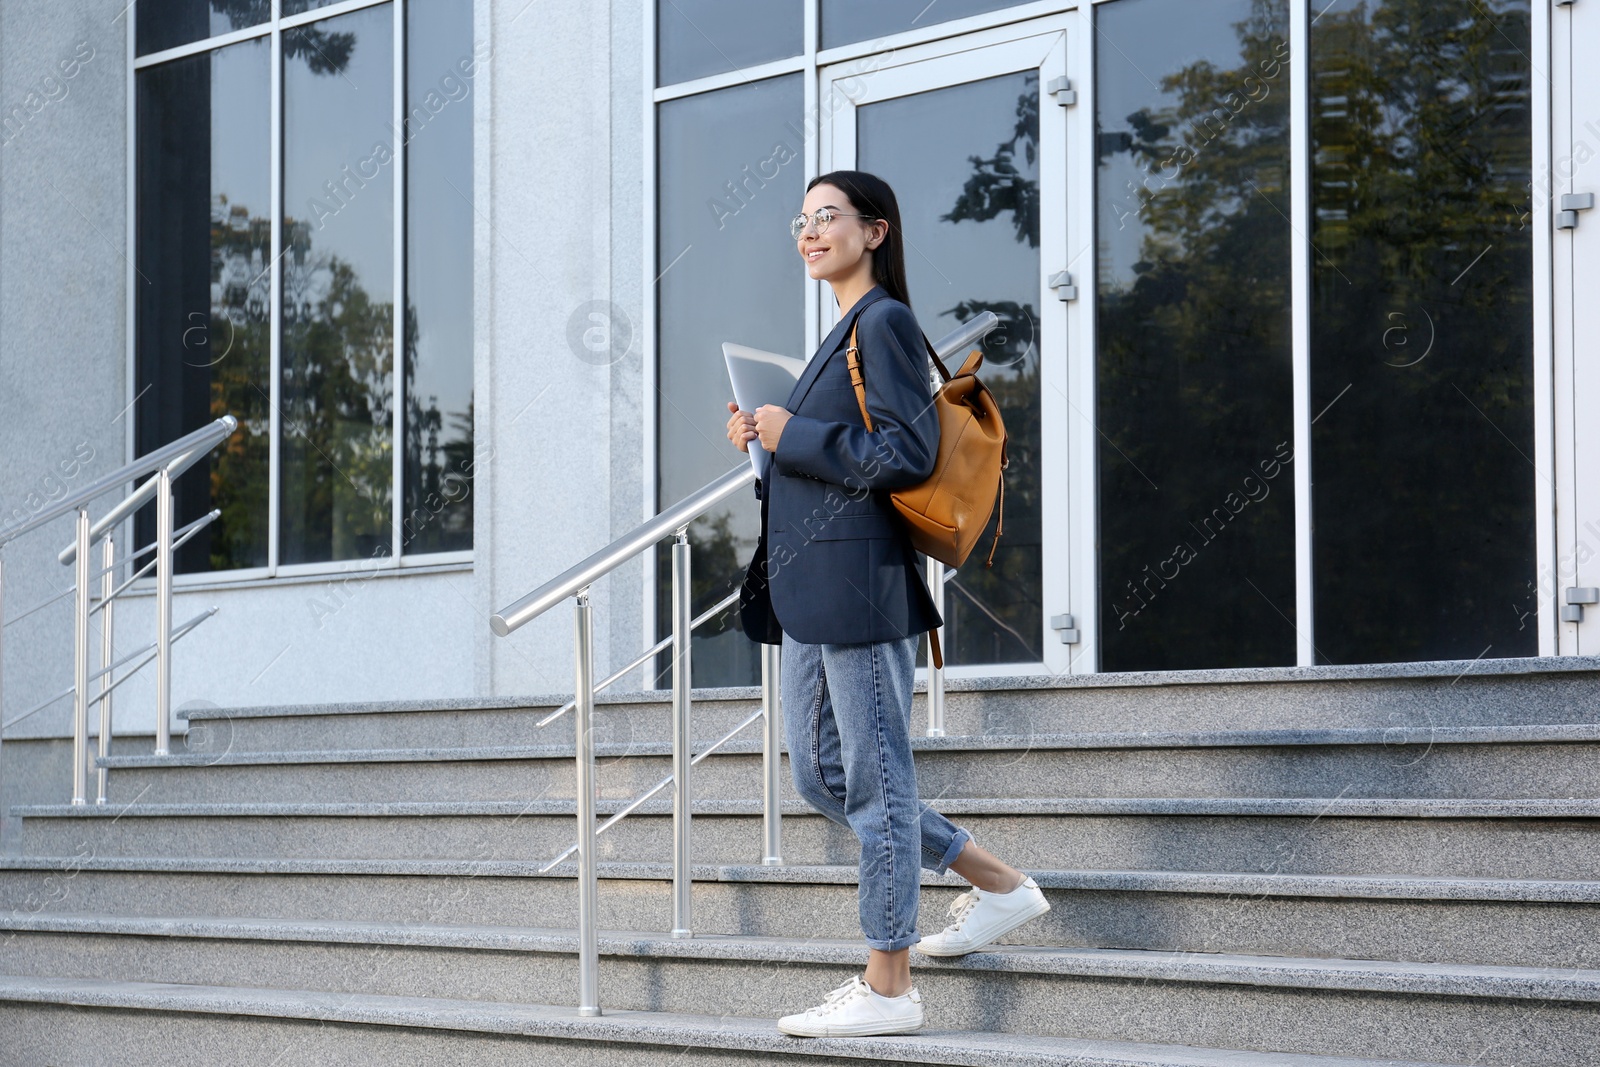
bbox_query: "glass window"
[403,0,478,555]
[137,0,268,57]
[282,0,346,16]
[280,4,395,565]
[858,70,1043,666]
[657,0,802,86]
[820,0,1023,50]
[135,1,475,576]
[1309,0,1535,663]
[656,73,805,687]
[1094,0,1295,671]
[134,38,272,573]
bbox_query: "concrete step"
[1,914,1595,1065]
[0,857,1596,970]
[94,725,1600,805]
[173,655,1600,756]
[0,974,1477,1067]
[0,916,1595,1063]
[176,691,767,755]
[12,798,1600,880]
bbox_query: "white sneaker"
[776,974,924,1037]
[916,874,1050,956]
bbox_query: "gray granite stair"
[173,654,1600,752]
[93,724,1600,805]
[0,975,1480,1067]
[13,796,1600,880]
[4,658,1599,1063]
[0,915,1592,1063]
[0,857,1597,970]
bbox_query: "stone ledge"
[1,856,1598,903]
[0,915,1596,1003]
[170,653,1600,724]
[0,975,1480,1067]
[93,723,1600,770]
[15,796,1600,820]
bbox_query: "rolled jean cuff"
[865,930,923,952]
[932,827,973,875]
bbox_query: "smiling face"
[796,183,888,284]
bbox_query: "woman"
[725,170,1050,1038]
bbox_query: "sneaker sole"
[914,894,1051,957]
[777,1015,925,1038]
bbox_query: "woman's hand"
[726,401,758,453]
[754,405,792,452]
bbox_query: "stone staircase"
[0,656,1598,1065]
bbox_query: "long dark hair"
[806,170,912,310]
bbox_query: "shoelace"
[940,887,982,932]
[811,976,869,1015]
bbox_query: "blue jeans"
[780,630,973,952]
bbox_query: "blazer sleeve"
[771,301,939,491]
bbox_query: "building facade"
[2,0,1597,760]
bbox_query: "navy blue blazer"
[739,285,943,646]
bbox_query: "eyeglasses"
[790,209,877,240]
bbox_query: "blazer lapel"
[785,287,888,411]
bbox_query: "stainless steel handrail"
[490,464,755,637]
[0,416,235,548]
[0,415,235,806]
[0,510,220,630]
[531,589,740,729]
[538,702,767,873]
[490,313,998,1016]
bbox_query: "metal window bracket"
[1558,192,1593,230]
[1564,587,1599,623]
[1051,613,1081,643]
[1048,270,1078,301]
[1047,76,1077,107]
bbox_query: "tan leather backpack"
[846,317,1009,667]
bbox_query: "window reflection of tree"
[206,194,272,570]
[934,71,1043,665]
[1096,0,1296,671]
[1308,0,1534,664]
[203,1,358,67]
[280,219,395,562]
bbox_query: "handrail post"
[155,467,173,756]
[573,590,601,1017]
[670,528,693,938]
[96,534,116,804]
[71,508,91,805]
[761,640,783,865]
[927,557,946,737]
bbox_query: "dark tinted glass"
[402,0,477,555]
[280,5,395,564]
[821,0,1022,49]
[282,0,345,15]
[1310,0,1535,663]
[656,74,804,687]
[657,0,802,86]
[134,39,271,572]
[1095,0,1295,671]
[859,70,1043,666]
[137,0,269,56]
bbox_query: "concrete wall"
[474,0,650,704]
[0,0,131,740]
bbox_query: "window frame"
[127,0,473,588]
